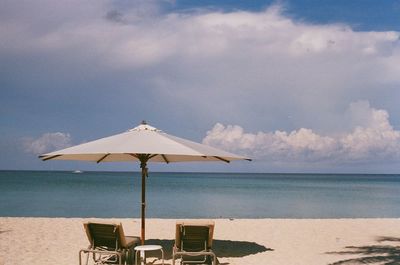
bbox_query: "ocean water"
[1,170,400,218]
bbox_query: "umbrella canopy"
[40,121,251,244]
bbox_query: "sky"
[1,0,400,173]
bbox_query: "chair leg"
[125,249,130,265]
[212,253,217,265]
[79,250,83,265]
[161,248,164,265]
[79,250,90,265]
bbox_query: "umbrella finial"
[130,122,160,132]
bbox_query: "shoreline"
[1,169,399,174]
[2,216,400,219]
[1,217,400,265]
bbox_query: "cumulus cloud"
[203,101,400,164]
[22,132,72,155]
[341,102,400,161]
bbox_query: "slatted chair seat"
[172,221,217,265]
[79,222,140,265]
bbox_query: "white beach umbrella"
[39,121,251,244]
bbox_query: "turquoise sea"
[1,170,400,218]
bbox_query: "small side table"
[134,245,164,265]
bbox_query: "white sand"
[1,218,400,265]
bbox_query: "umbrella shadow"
[326,236,400,265]
[146,239,272,260]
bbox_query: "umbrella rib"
[128,154,139,159]
[161,154,169,164]
[39,155,62,161]
[148,154,158,159]
[214,156,230,163]
[97,154,110,163]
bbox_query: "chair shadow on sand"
[146,238,272,260]
[326,236,400,265]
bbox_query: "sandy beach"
[1,218,400,265]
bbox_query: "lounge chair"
[172,221,217,265]
[79,222,140,265]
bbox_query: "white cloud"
[2,3,399,76]
[203,101,400,164]
[22,132,72,155]
[341,101,400,161]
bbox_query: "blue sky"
[1,0,400,173]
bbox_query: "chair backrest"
[175,221,215,251]
[84,222,129,250]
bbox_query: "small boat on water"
[73,170,83,174]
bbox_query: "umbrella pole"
[140,160,147,245]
